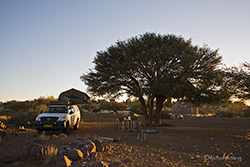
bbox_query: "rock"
[69,139,82,148]
[58,146,69,156]
[51,134,59,139]
[90,152,98,159]
[93,140,103,152]
[65,148,83,161]
[94,161,109,167]
[27,142,43,159]
[122,158,132,164]
[58,133,67,138]
[80,145,90,158]
[80,161,96,167]
[81,139,94,145]
[56,155,72,167]
[110,161,122,167]
[88,144,96,154]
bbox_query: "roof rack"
[50,100,71,105]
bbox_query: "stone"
[51,134,59,139]
[65,148,83,161]
[57,146,69,156]
[58,133,67,138]
[110,161,122,167]
[69,139,82,148]
[80,145,90,158]
[88,144,96,154]
[90,152,98,159]
[56,155,72,167]
[94,161,109,167]
[27,142,43,159]
[93,140,103,152]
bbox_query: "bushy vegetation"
[1,96,56,126]
[215,102,250,118]
[81,99,128,113]
[98,100,127,113]
[127,100,141,114]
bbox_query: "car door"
[70,107,76,126]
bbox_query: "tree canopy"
[81,32,229,125]
[228,61,250,101]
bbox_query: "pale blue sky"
[0,0,249,102]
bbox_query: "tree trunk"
[155,95,166,126]
[148,97,154,126]
[139,97,148,121]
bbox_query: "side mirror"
[40,110,43,114]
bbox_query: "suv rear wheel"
[74,119,80,130]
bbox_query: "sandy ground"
[0,113,250,167]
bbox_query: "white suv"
[35,104,81,134]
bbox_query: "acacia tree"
[81,33,228,125]
[228,61,250,101]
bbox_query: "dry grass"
[42,145,58,165]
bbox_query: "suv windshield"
[44,107,67,113]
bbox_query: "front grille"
[41,117,59,122]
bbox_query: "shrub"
[242,107,250,117]
[42,145,58,165]
[215,103,248,118]
[7,109,39,126]
[3,97,55,126]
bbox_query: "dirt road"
[0,114,250,167]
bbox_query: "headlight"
[35,117,41,122]
[57,116,66,121]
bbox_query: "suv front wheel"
[63,121,70,135]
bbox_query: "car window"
[68,108,74,113]
[45,107,67,113]
[73,106,78,112]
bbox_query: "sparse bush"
[42,145,58,165]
